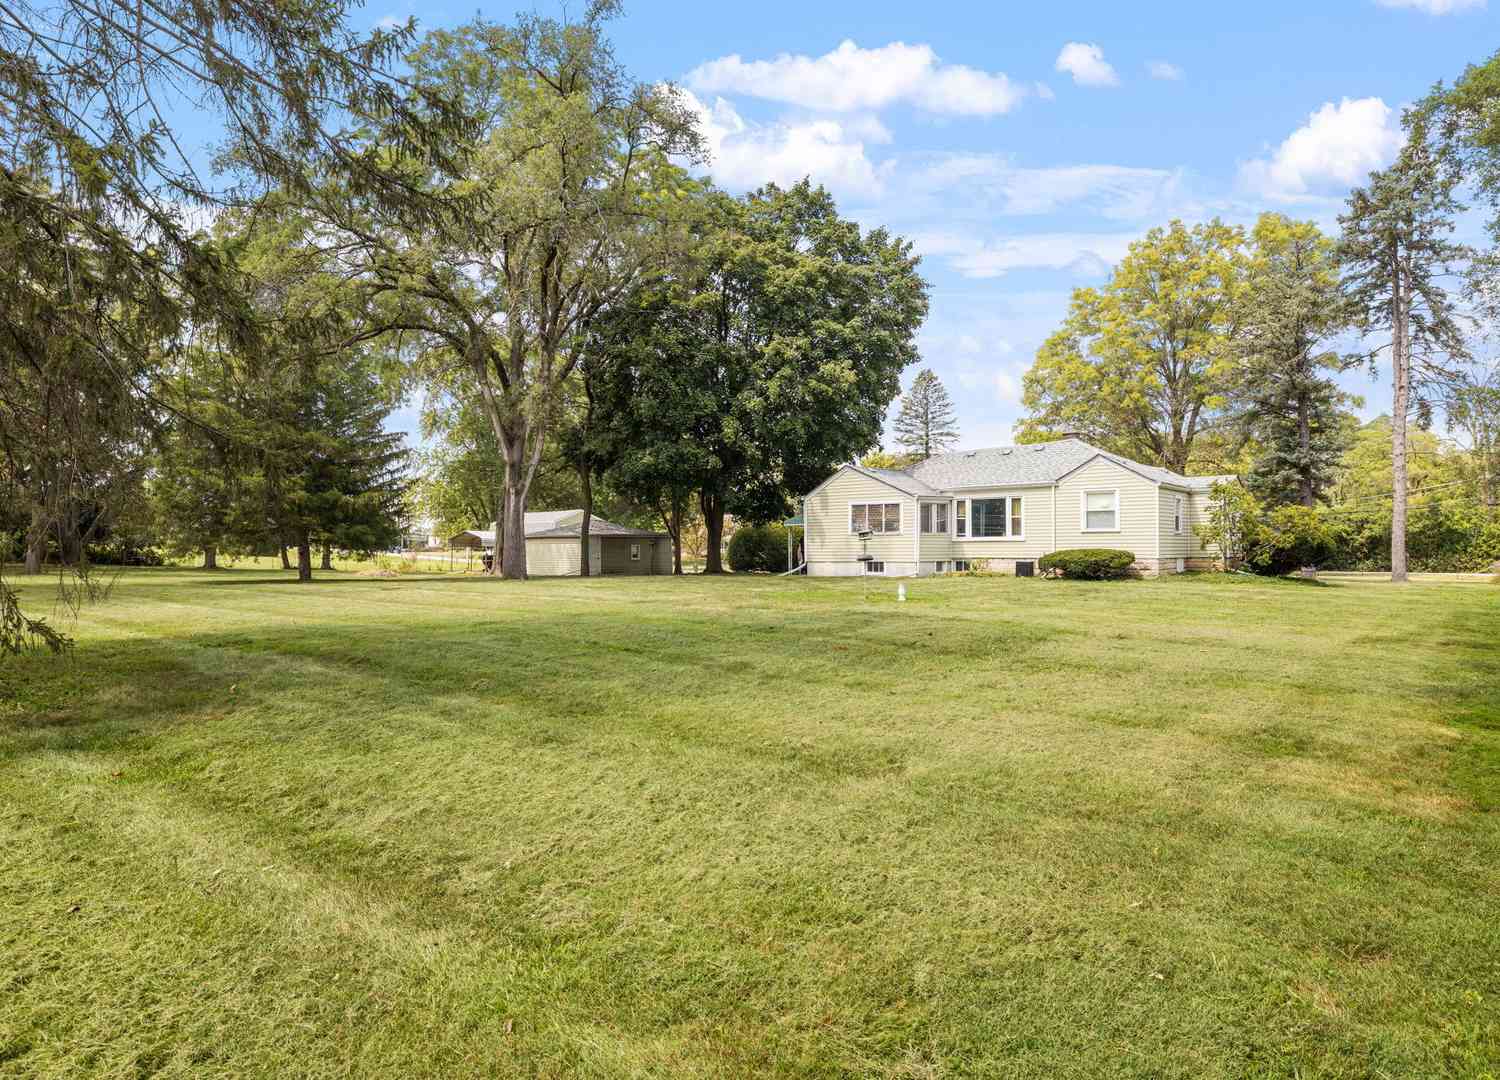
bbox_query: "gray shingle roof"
[829,439,1235,496]
[448,510,665,547]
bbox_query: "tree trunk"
[670,494,683,575]
[23,506,46,575]
[296,531,313,583]
[321,540,333,571]
[1297,395,1315,508]
[701,489,725,574]
[57,504,82,566]
[490,422,534,579]
[578,461,593,578]
[1390,258,1410,584]
[202,545,218,570]
[280,544,291,570]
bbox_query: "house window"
[1173,495,1184,535]
[1083,490,1119,532]
[954,560,970,572]
[969,496,1023,539]
[865,560,885,575]
[935,561,948,573]
[955,500,967,537]
[920,503,949,534]
[851,502,901,534]
[630,543,641,561]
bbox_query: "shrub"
[1039,548,1136,579]
[86,542,164,566]
[1244,505,1340,576]
[727,523,792,573]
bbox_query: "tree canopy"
[1018,220,1245,474]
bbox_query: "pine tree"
[893,369,960,459]
[1233,215,1358,507]
[1338,116,1470,582]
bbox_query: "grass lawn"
[1,569,1497,1078]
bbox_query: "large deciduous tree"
[893,369,960,459]
[1338,116,1470,582]
[591,181,928,573]
[1232,214,1359,507]
[1447,366,1500,508]
[1018,220,1245,474]
[335,6,700,580]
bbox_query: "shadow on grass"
[0,598,1061,783]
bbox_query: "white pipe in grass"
[897,583,907,602]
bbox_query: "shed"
[447,511,672,576]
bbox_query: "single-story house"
[801,438,1234,578]
[448,510,672,576]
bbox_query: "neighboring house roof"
[448,511,665,547]
[811,439,1236,497]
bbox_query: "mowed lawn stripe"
[1,570,1497,1077]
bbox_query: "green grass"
[1,569,1497,1078]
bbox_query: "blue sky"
[369,0,1498,450]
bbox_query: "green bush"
[1244,505,1340,576]
[727,523,792,573]
[1038,548,1136,579]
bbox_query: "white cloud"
[1055,43,1119,88]
[943,232,1139,278]
[1374,0,1484,12]
[1034,82,1056,102]
[687,40,1025,116]
[682,91,887,197]
[907,156,1190,220]
[1147,60,1184,81]
[1239,97,1404,202]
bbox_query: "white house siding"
[1185,490,1221,567]
[804,467,917,576]
[1158,488,1190,569]
[1054,458,1162,572]
[922,486,1057,573]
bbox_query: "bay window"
[965,495,1024,539]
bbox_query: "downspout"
[912,498,920,576]
[1050,484,1058,555]
[1154,483,1162,575]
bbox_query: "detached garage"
[448,510,672,577]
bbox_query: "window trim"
[1080,488,1121,533]
[954,495,1025,542]
[1173,494,1184,535]
[630,542,641,561]
[865,560,885,575]
[849,500,902,536]
[919,501,950,535]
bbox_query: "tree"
[1447,366,1500,508]
[1337,116,1471,582]
[332,7,701,580]
[1019,220,1245,473]
[1232,214,1359,507]
[589,181,928,573]
[893,369,959,459]
[1,0,460,651]
[151,350,246,569]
